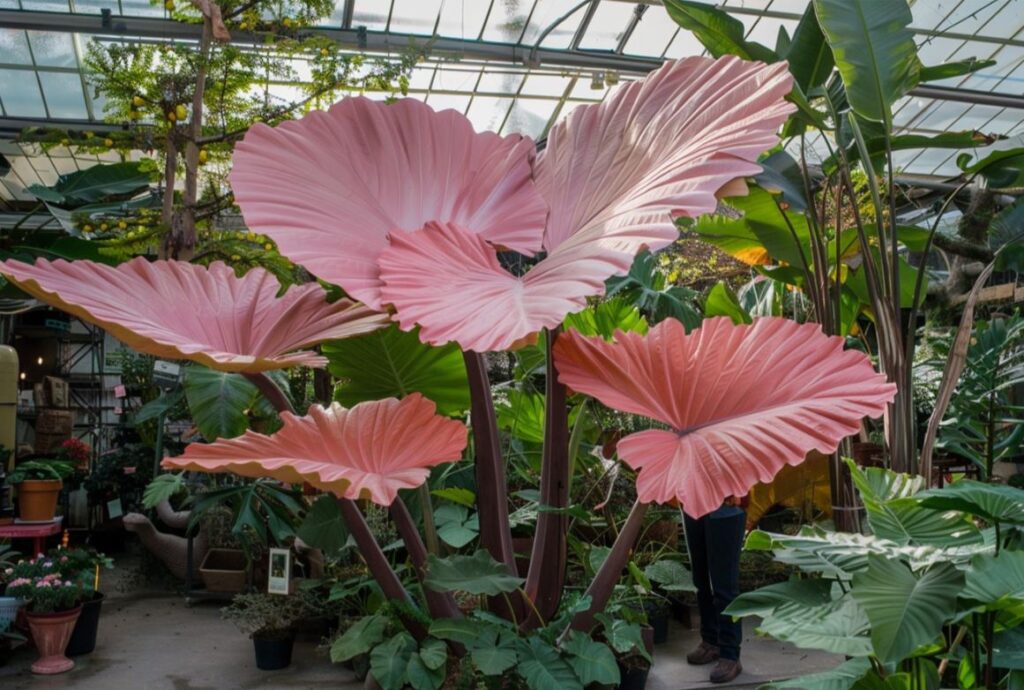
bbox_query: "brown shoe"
[710,659,742,684]
[685,640,720,665]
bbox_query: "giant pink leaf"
[553,317,896,517]
[0,257,388,372]
[377,57,795,351]
[230,97,548,309]
[535,56,795,253]
[162,394,467,505]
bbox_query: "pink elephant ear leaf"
[536,55,795,255]
[552,317,897,517]
[230,97,548,309]
[162,395,468,506]
[0,257,388,372]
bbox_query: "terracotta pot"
[26,606,81,674]
[17,479,62,522]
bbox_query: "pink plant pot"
[26,606,82,675]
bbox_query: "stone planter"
[26,605,81,674]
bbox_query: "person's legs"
[683,513,718,653]
[705,509,746,662]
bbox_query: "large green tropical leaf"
[515,637,583,690]
[562,632,619,687]
[765,657,872,690]
[496,390,547,444]
[643,559,696,593]
[664,0,777,62]
[423,550,524,596]
[916,480,1024,526]
[758,591,873,657]
[26,162,153,205]
[726,578,836,618]
[330,614,388,663]
[813,0,919,128]
[704,281,752,325]
[297,494,350,556]
[784,2,834,93]
[182,365,260,441]
[370,632,418,690]
[919,57,996,83]
[433,503,478,548]
[958,146,1024,189]
[961,552,1024,611]
[467,628,518,675]
[604,250,702,329]
[851,556,964,664]
[325,324,469,416]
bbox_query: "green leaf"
[919,57,996,83]
[851,556,964,664]
[405,653,445,690]
[784,2,835,92]
[692,186,812,268]
[431,487,475,508]
[958,147,1024,189]
[594,615,651,664]
[604,250,702,329]
[133,389,184,424]
[705,281,752,325]
[726,578,836,618]
[765,657,872,690]
[325,324,469,416]
[916,480,1024,526]
[370,632,417,690]
[961,552,1024,611]
[418,638,447,671]
[758,591,873,657]
[496,390,547,444]
[516,637,583,690]
[26,161,153,205]
[429,619,491,646]
[468,628,518,675]
[664,0,777,62]
[433,504,479,549]
[330,614,388,663]
[562,632,620,686]
[182,365,260,441]
[563,297,648,341]
[813,0,920,128]
[423,550,524,596]
[297,494,350,556]
[643,559,696,593]
[142,473,185,509]
[755,151,808,213]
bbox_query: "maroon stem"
[463,352,522,621]
[565,500,650,636]
[242,372,294,415]
[389,499,462,621]
[463,352,516,569]
[523,327,570,629]
[338,498,427,640]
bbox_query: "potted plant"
[49,547,113,656]
[222,591,314,670]
[4,553,85,674]
[0,545,23,631]
[7,460,74,522]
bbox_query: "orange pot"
[17,479,62,522]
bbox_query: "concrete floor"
[0,578,840,689]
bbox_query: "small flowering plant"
[4,554,84,614]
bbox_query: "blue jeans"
[683,506,745,661]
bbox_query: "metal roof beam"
[3,10,1024,110]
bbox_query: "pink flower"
[230,56,795,352]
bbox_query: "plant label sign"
[267,548,290,595]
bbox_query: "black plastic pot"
[643,600,670,645]
[616,663,650,690]
[66,591,104,656]
[253,631,295,670]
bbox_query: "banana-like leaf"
[784,3,834,93]
[764,657,872,690]
[663,0,777,62]
[916,481,1024,527]
[961,552,1024,612]
[704,281,751,324]
[25,162,153,205]
[758,591,872,657]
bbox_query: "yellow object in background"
[746,451,833,530]
[0,345,17,472]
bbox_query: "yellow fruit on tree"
[167,111,176,122]
[100,223,108,231]
[104,138,114,147]
[118,221,128,229]
[84,131,94,139]
[132,95,144,107]
[282,17,291,26]
[83,225,92,233]
[175,104,188,120]
[320,48,329,56]
[198,149,208,164]
[165,0,174,9]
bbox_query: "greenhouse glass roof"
[1,0,1024,203]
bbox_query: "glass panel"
[503,97,558,138]
[9,154,45,188]
[482,0,536,44]
[20,0,71,10]
[570,74,611,100]
[0,69,46,116]
[430,65,480,92]
[0,0,19,10]
[435,0,491,39]
[73,0,120,14]
[622,11,678,58]
[465,95,512,132]
[426,92,471,114]
[388,0,443,34]
[577,1,634,51]
[28,31,78,68]
[971,2,1024,39]
[662,25,703,58]
[118,0,163,17]
[28,154,59,186]
[38,71,88,118]
[912,0,1004,36]
[519,72,571,97]
[476,69,523,95]
[351,0,392,30]
[520,0,587,49]
[0,30,33,65]
[406,64,435,92]
[918,101,1004,132]
[743,17,797,50]
[50,155,81,175]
